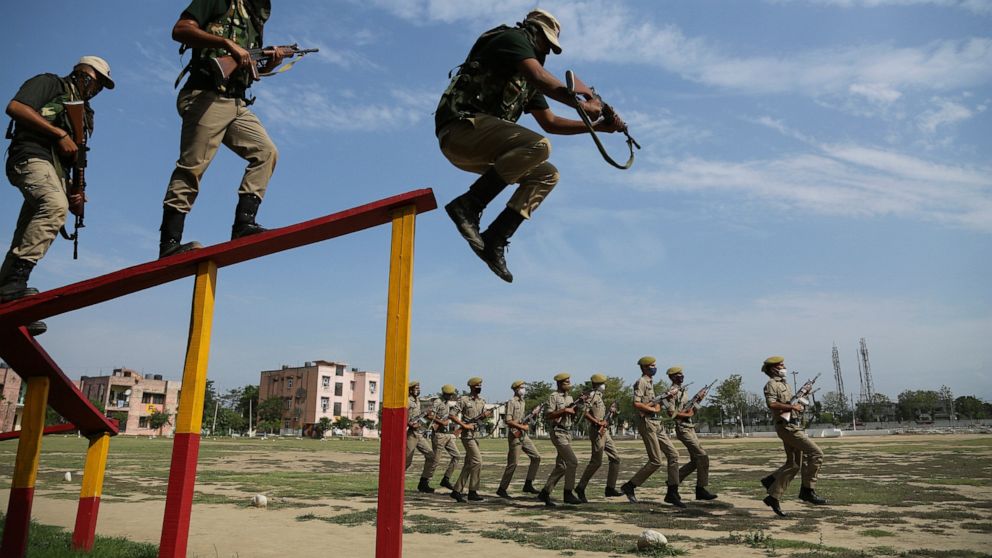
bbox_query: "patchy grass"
[481,525,687,556]
[0,512,157,557]
[859,529,896,537]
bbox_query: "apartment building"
[258,360,380,437]
[0,363,24,432]
[77,368,182,436]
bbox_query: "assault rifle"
[511,403,544,439]
[678,379,718,414]
[598,400,618,435]
[782,373,821,425]
[564,70,640,170]
[407,409,434,430]
[209,43,318,88]
[60,101,87,259]
[551,391,593,426]
[639,382,692,418]
[453,402,504,437]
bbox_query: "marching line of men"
[405,355,828,515]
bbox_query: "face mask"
[516,388,525,397]
[777,367,788,378]
[645,366,657,377]
[597,384,606,392]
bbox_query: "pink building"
[0,363,24,432]
[77,368,182,436]
[258,360,380,437]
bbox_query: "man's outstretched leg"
[478,208,524,283]
[445,168,508,253]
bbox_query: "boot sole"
[445,205,485,252]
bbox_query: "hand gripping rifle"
[564,70,640,170]
[782,373,821,425]
[511,403,544,439]
[553,390,594,426]
[640,382,692,418]
[453,402,504,437]
[59,101,88,259]
[407,409,434,431]
[598,400,618,435]
[209,43,319,88]
[678,379,718,414]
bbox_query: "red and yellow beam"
[376,205,417,558]
[0,376,50,558]
[159,261,217,558]
[72,432,111,551]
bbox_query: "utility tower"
[858,337,875,420]
[831,343,846,403]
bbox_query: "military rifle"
[407,409,434,430]
[783,373,821,425]
[678,379,718,414]
[511,403,544,439]
[210,43,318,88]
[598,400,618,435]
[453,401,504,437]
[551,390,593,427]
[639,382,692,418]
[61,101,88,259]
[564,70,640,170]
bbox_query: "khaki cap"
[467,377,483,387]
[638,356,656,366]
[553,372,570,382]
[525,9,562,54]
[511,380,526,389]
[666,366,683,376]
[78,56,115,89]
[409,380,420,388]
[441,384,456,395]
[590,373,607,384]
[764,356,785,366]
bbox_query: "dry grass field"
[1,433,990,557]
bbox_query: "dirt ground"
[2,433,990,557]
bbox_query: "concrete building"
[77,368,182,436]
[258,360,380,437]
[0,363,24,432]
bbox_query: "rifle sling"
[573,102,639,170]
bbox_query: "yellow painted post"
[376,205,416,558]
[72,432,111,551]
[0,376,50,557]
[159,260,217,558]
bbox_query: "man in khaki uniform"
[436,9,625,282]
[620,356,685,508]
[538,373,583,507]
[576,373,622,502]
[1,56,114,336]
[760,356,827,516]
[430,384,461,491]
[449,377,489,503]
[159,0,286,258]
[405,381,436,493]
[664,366,717,501]
[497,379,542,499]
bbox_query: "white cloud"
[917,97,977,133]
[849,83,903,105]
[770,0,992,16]
[253,84,436,131]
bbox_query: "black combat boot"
[620,481,638,503]
[0,256,46,336]
[440,476,454,490]
[763,495,787,517]
[695,485,718,500]
[564,490,583,505]
[537,489,557,508]
[664,484,687,508]
[417,477,434,493]
[574,485,589,503]
[478,208,524,283]
[449,490,466,503]
[231,193,268,239]
[522,479,540,494]
[798,486,827,505]
[159,208,202,258]
[605,486,623,498]
[444,168,507,252]
[760,474,775,489]
[496,487,511,499]
[467,491,485,502]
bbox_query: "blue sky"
[2,0,989,402]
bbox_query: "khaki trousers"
[675,424,710,487]
[163,89,277,213]
[578,426,621,489]
[453,435,481,492]
[498,432,542,490]
[542,429,578,494]
[405,430,435,479]
[438,114,560,219]
[629,418,680,487]
[5,159,68,264]
[769,422,823,498]
[431,431,461,479]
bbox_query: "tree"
[954,396,988,419]
[316,417,333,438]
[332,416,354,432]
[148,410,172,436]
[257,396,286,433]
[712,374,746,434]
[236,384,259,423]
[897,390,939,421]
[938,385,954,418]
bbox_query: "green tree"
[821,391,850,422]
[712,374,746,434]
[148,410,172,436]
[897,390,939,421]
[236,384,259,423]
[333,416,354,432]
[316,416,333,438]
[257,396,286,433]
[954,396,988,419]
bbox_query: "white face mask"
[777,367,788,379]
[598,384,606,392]
[516,388,525,397]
